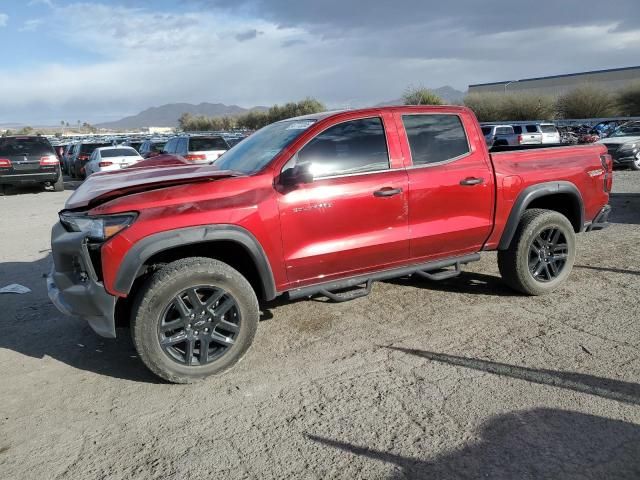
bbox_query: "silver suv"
[481,125,520,147]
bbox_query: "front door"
[277,116,409,287]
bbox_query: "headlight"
[60,212,137,241]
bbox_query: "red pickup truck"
[47,106,612,383]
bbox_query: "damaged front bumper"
[46,222,117,338]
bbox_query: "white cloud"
[1,1,640,124]
[0,13,9,27]
[19,19,44,32]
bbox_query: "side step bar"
[288,253,481,302]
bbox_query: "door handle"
[373,187,403,197]
[459,177,484,186]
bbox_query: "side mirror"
[280,162,313,186]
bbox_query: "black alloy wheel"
[528,227,568,282]
[158,285,241,366]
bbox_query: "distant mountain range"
[96,103,268,130]
[96,86,467,130]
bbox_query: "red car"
[47,106,612,383]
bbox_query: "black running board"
[287,253,481,302]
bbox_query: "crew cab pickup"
[47,106,612,383]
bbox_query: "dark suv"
[69,141,113,179]
[0,136,63,194]
[162,135,229,163]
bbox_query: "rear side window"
[525,125,538,133]
[0,137,54,156]
[164,138,178,154]
[402,115,470,166]
[101,148,138,158]
[81,143,111,155]
[189,137,229,151]
[298,117,389,178]
[481,127,492,135]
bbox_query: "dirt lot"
[1,172,639,479]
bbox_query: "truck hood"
[65,164,240,210]
[599,136,640,145]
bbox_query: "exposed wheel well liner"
[498,181,584,250]
[113,225,277,301]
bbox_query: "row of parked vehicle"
[58,133,246,179]
[0,132,248,194]
[481,122,561,147]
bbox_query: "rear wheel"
[131,257,259,383]
[498,209,576,295]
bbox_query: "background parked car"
[69,141,113,178]
[511,124,543,144]
[85,146,143,176]
[481,125,519,147]
[538,123,561,144]
[598,121,640,170]
[162,134,230,163]
[139,138,168,158]
[61,142,76,173]
[0,136,63,194]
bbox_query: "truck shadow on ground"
[609,193,640,225]
[0,256,162,383]
[308,407,640,479]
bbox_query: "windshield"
[610,124,640,137]
[214,119,316,173]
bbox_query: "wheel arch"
[498,181,584,250]
[113,225,278,302]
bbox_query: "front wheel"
[630,152,640,171]
[498,209,576,295]
[131,257,259,383]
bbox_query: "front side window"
[402,114,470,166]
[296,117,389,178]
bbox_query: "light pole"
[504,80,517,94]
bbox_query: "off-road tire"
[498,209,576,295]
[131,257,259,383]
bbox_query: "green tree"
[402,87,445,106]
[464,93,507,122]
[556,85,617,119]
[501,93,555,121]
[617,82,640,116]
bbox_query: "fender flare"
[113,225,277,300]
[498,181,584,250]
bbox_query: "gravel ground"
[1,172,639,479]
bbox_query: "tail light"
[184,153,207,162]
[98,161,113,168]
[0,158,11,168]
[40,155,59,166]
[600,154,613,193]
[78,154,89,161]
[517,135,523,144]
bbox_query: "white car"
[538,123,561,144]
[85,146,143,176]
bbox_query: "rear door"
[0,137,56,175]
[395,111,495,261]
[278,114,409,286]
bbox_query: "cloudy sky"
[0,0,639,124]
